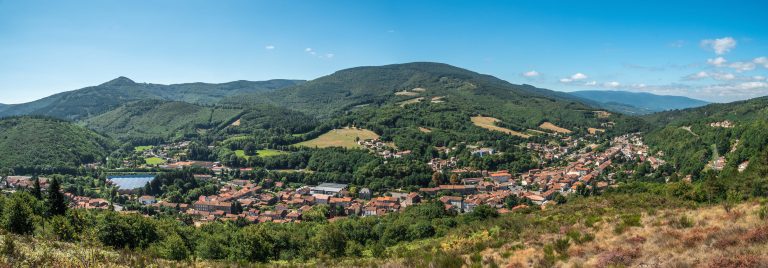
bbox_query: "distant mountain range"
[569,90,709,115]
[0,77,304,120]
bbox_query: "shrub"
[744,225,768,244]
[596,247,641,268]
[672,215,695,229]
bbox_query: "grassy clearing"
[294,127,380,149]
[234,150,250,159]
[134,145,153,152]
[470,116,530,138]
[539,122,572,134]
[588,127,606,134]
[397,97,424,107]
[257,149,289,157]
[144,157,165,165]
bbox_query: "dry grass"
[294,127,380,149]
[483,201,768,268]
[471,116,530,138]
[594,111,612,118]
[230,118,241,126]
[588,127,606,134]
[418,127,432,133]
[539,122,572,134]
[394,90,419,96]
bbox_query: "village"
[0,131,667,227]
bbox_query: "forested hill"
[0,117,113,169]
[570,90,709,115]
[0,77,303,121]
[642,96,768,126]
[221,62,597,118]
[642,96,768,179]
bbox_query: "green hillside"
[0,77,303,121]
[643,97,768,179]
[82,100,242,140]
[0,117,112,169]
[223,62,612,129]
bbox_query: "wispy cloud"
[669,40,685,48]
[265,45,275,50]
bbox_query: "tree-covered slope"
[0,117,112,169]
[0,77,303,121]
[643,96,768,178]
[570,90,709,115]
[81,100,242,141]
[222,62,599,119]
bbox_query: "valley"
[0,62,766,267]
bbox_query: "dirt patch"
[419,127,432,133]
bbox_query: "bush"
[672,215,695,229]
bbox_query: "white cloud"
[584,81,597,86]
[305,48,316,55]
[707,57,757,72]
[701,37,737,55]
[571,73,588,80]
[753,75,766,81]
[604,81,621,88]
[522,70,540,77]
[265,45,275,50]
[630,83,647,89]
[323,53,334,59]
[687,71,711,80]
[728,61,756,72]
[707,57,727,67]
[754,57,768,68]
[560,73,588,83]
[739,81,768,89]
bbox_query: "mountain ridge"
[0,78,304,120]
[570,90,709,115]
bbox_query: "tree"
[230,201,243,215]
[31,176,42,200]
[2,193,35,235]
[449,174,459,185]
[431,172,441,186]
[46,178,67,217]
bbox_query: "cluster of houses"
[358,139,412,159]
[710,120,734,128]
[413,134,660,212]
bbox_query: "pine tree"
[45,178,67,217]
[31,176,42,200]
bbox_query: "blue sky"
[1,0,767,104]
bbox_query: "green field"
[294,127,380,149]
[134,145,154,152]
[234,150,250,159]
[257,149,289,157]
[144,157,165,165]
[235,149,288,159]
